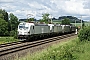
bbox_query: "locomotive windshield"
[19,25,28,29]
[19,25,24,29]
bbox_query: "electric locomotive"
[18,22,76,40]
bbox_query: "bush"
[78,26,90,41]
[14,30,18,39]
[10,30,18,39]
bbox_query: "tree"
[78,26,90,41]
[0,14,4,19]
[0,9,8,22]
[0,18,8,36]
[9,13,19,31]
[0,9,19,36]
[42,13,50,23]
[25,18,35,22]
[8,13,19,36]
[61,18,70,25]
[39,19,45,23]
[82,22,85,28]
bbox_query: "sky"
[0,0,90,21]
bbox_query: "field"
[53,20,90,27]
[0,37,19,44]
[17,37,90,60]
[71,22,90,26]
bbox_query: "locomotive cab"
[18,22,34,39]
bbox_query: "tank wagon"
[18,22,76,40]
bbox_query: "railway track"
[0,41,24,48]
[0,33,75,57]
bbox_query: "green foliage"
[26,18,34,22]
[18,38,90,60]
[18,38,86,60]
[8,13,19,36]
[9,13,19,30]
[30,18,34,21]
[0,37,19,44]
[38,46,74,60]
[61,18,70,25]
[0,18,8,36]
[78,26,90,41]
[82,22,85,29]
[0,9,19,37]
[9,29,18,38]
[42,13,50,23]
[39,19,45,23]
[0,14,4,19]
[0,9,8,22]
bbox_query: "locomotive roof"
[19,22,35,26]
[35,24,48,26]
[19,22,76,26]
[48,24,54,26]
[61,25,70,26]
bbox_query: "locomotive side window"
[33,26,34,29]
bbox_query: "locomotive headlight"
[24,32,27,33]
[24,32,29,35]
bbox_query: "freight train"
[17,22,76,40]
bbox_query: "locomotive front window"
[19,26,24,29]
[19,25,28,29]
[24,27,28,29]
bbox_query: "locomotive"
[17,22,76,40]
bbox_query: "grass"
[73,41,90,60]
[17,37,90,60]
[71,22,90,26]
[0,37,19,44]
[53,21,90,27]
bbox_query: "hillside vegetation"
[17,37,90,60]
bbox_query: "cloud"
[83,0,90,10]
[0,0,14,3]
[0,0,90,21]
